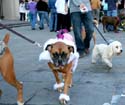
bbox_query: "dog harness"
[0,41,6,57]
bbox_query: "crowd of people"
[18,0,125,58]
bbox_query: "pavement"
[0,20,125,105]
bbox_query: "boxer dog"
[0,34,23,105]
[39,29,79,104]
[102,16,120,33]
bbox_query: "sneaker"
[32,28,35,30]
[79,52,86,58]
[39,27,44,30]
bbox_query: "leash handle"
[94,24,109,45]
[0,23,35,44]
[34,42,42,48]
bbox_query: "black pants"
[57,13,71,32]
[20,13,26,21]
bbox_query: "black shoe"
[32,28,35,30]
[50,30,54,32]
[39,27,44,30]
[79,52,86,58]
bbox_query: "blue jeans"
[107,10,117,17]
[38,11,49,28]
[71,11,94,53]
[29,12,37,29]
[107,10,117,31]
[49,9,57,31]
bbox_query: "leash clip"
[34,42,42,48]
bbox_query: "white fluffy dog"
[92,41,122,68]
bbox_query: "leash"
[93,23,110,45]
[24,89,40,104]
[0,23,42,48]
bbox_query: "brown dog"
[39,32,79,104]
[47,42,73,104]
[0,34,23,105]
[102,16,120,33]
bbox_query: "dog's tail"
[3,33,10,44]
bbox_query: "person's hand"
[116,1,121,8]
[79,3,85,9]
[79,3,88,13]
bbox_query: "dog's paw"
[60,99,68,105]
[17,101,24,105]
[103,103,111,105]
[59,93,70,105]
[107,63,112,68]
[68,84,73,88]
[20,81,23,84]
[53,82,64,92]
[92,60,96,64]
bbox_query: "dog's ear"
[107,44,113,57]
[3,33,10,44]
[45,44,53,51]
[68,46,74,53]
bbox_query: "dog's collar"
[0,41,7,56]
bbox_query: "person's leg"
[54,12,57,31]
[44,11,49,26]
[65,9,71,32]
[32,12,37,29]
[22,13,24,21]
[49,9,54,31]
[112,9,118,17]
[39,11,44,29]
[22,13,25,21]
[104,10,107,16]
[96,9,100,22]
[67,12,71,32]
[23,13,26,21]
[106,10,112,31]
[82,11,94,52]
[29,12,33,29]
[57,13,62,31]
[62,14,67,30]
[107,10,111,16]
[92,9,95,19]
[71,12,85,55]
[20,13,23,21]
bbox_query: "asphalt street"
[0,20,125,105]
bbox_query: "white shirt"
[55,0,68,15]
[19,3,26,13]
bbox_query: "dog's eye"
[116,46,118,49]
[53,52,59,59]
[61,52,67,58]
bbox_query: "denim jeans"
[38,11,49,29]
[107,10,118,31]
[29,12,37,29]
[71,11,94,53]
[49,9,57,31]
[107,10,117,17]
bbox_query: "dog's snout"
[58,59,62,65]
[58,60,62,64]
[121,49,123,52]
